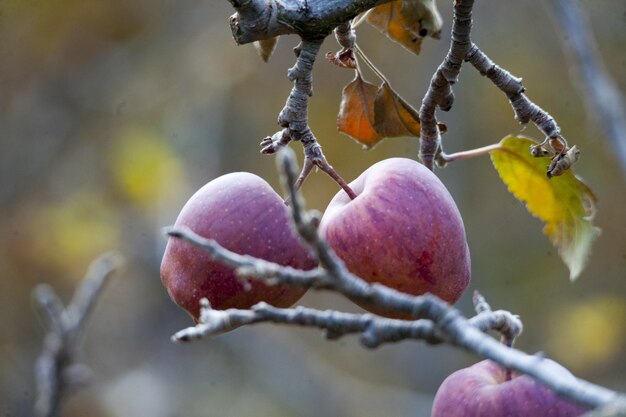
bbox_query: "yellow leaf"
[337,73,383,148]
[490,136,600,280]
[366,0,443,55]
[373,82,421,138]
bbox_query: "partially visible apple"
[319,158,470,317]
[161,172,316,321]
[431,359,587,417]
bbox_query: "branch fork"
[258,38,357,199]
[420,0,578,178]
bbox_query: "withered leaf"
[366,0,443,55]
[337,73,383,148]
[373,82,421,137]
[254,37,278,62]
[325,49,357,69]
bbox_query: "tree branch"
[173,297,525,349]
[166,147,626,412]
[548,0,626,178]
[227,0,393,44]
[419,0,474,170]
[33,252,124,417]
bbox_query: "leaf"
[254,37,278,62]
[366,0,443,55]
[337,73,383,148]
[373,82,421,138]
[490,136,600,280]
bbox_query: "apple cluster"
[160,158,584,417]
[160,158,470,320]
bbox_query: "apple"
[431,359,587,417]
[319,158,470,317]
[161,172,316,321]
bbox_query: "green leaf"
[490,136,600,280]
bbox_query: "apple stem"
[505,369,514,382]
[313,158,357,200]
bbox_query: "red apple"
[319,158,470,317]
[431,359,587,417]
[161,172,316,321]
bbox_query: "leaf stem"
[438,143,502,164]
[354,44,391,85]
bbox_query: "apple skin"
[319,158,470,317]
[161,172,316,321]
[431,359,587,417]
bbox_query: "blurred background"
[1,1,625,416]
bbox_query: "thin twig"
[464,44,570,178]
[33,252,124,417]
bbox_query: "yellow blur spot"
[30,192,120,279]
[547,296,626,370]
[109,127,185,207]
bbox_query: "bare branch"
[33,252,123,417]
[548,0,626,178]
[172,300,524,349]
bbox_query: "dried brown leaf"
[337,74,383,148]
[325,49,357,69]
[373,82,421,137]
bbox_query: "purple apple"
[319,158,470,317]
[161,172,316,321]
[431,359,587,417]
